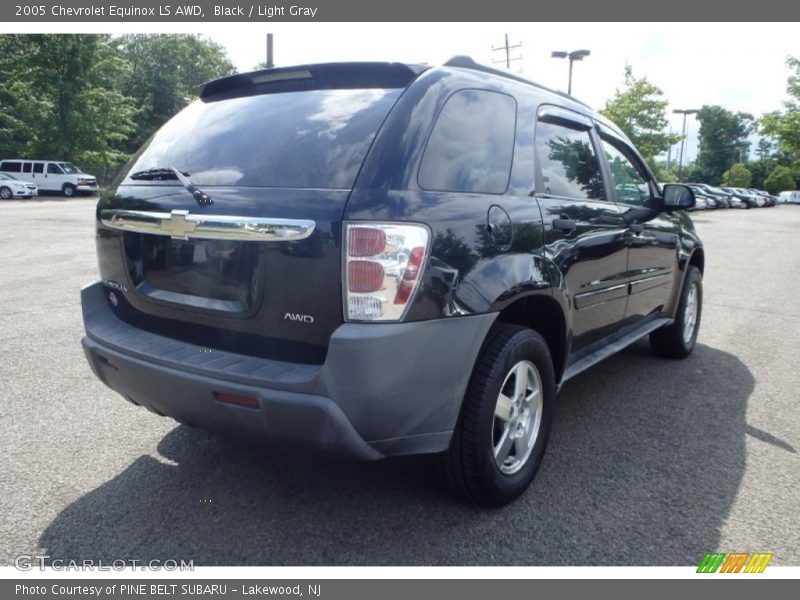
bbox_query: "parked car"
[778,190,800,204]
[0,172,38,199]
[80,58,704,505]
[696,195,715,210]
[711,186,746,208]
[723,187,759,208]
[685,183,730,208]
[748,189,776,207]
[736,188,766,207]
[0,159,97,197]
[687,186,720,209]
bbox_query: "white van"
[0,160,98,197]
[778,190,800,204]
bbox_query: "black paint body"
[95,62,703,382]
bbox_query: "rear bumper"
[81,281,496,460]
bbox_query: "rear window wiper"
[129,167,213,206]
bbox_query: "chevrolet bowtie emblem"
[159,210,198,240]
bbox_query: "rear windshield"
[123,89,402,189]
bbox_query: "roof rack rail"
[442,55,593,110]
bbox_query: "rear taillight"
[344,223,430,321]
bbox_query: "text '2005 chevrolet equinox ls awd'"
[81,57,703,505]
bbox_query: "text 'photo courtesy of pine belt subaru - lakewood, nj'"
[80,58,703,506]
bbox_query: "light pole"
[266,33,274,68]
[551,49,590,95]
[673,108,699,180]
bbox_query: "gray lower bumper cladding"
[81,281,497,459]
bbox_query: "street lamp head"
[551,51,568,59]
[570,49,591,60]
[673,108,700,115]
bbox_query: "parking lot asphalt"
[1,199,798,566]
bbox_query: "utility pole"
[666,135,672,172]
[673,108,699,180]
[266,33,274,69]
[492,34,522,71]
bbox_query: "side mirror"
[662,184,695,211]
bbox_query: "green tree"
[1,35,137,175]
[117,34,235,151]
[659,169,680,183]
[693,105,756,184]
[722,163,752,187]
[754,137,774,162]
[761,57,800,157]
[601,65,681,165]
[677,161,701,184]
[745,160,769,189]
[763,165,796,194]
[0,36,38,159]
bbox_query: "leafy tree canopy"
[761,56,800,157]
[601,65,681,165]
[693,106,756,184]
[722,162,752,188]
[117,34,235,151]
[764,165,796,194]
[0,34,234,177]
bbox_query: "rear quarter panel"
[345,67,557,321]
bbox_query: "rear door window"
[418,89,517,194]
[32,163,44,174]
[124,88,403,189]
[535,120,605,200]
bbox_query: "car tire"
[0,186,11,200]
[437,323,556,506]
[62,184,75,198]
[650,265,702,359]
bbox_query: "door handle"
[552,218,577,233]
[628,223,644,234]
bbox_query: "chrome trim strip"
[629,272,673,287]
[100,209,315,242]
[575,282,628,300]
[573,283,628,310]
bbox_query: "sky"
[202,22,797,163]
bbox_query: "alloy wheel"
[492,360,543,475]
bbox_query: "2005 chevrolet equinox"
[81,57,703,505]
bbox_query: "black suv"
[81,58,703,505]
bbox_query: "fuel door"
[487,204,513,251]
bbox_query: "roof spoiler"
[200,62,429,102]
